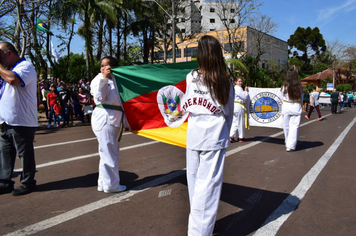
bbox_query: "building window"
[210,8,215,12]
[231,9,235,13]
[210,19,215,23]
[184,47,198,58]
[210,29,215,31]
[181,29,186,33]
[181,18,185,23]
[224,42,245,53]
[230,19,235,23]
[167,49,182,58]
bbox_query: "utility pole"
[172,0,176,63]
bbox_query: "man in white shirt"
[0,42,38,196]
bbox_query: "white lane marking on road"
[5,170,185,236]
[8,113,334,235]
[15,140,159,172]
[253,116,356,236]
[34,133,131,149]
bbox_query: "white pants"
[186,148,226,236]
[229,106,245,139]
[282,114,301,150]
[93,123,122,191]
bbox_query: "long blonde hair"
[196,35,231,106]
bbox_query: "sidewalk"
[37,111,89,128]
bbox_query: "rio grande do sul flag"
[111,61,198,148]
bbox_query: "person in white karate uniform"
[182,35,234,236]
[229,76,249,143]
[90,56,130,193]
[280,67,303,152]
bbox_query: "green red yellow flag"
[36,17,53,35]
[111,61,198,148]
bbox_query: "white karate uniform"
[182,71,234,236]
[229,85,248,139]
[90,73,130,192]
[280,86,302,150]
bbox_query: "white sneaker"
[97,185,103,192]
[286,148,294,152]
[104,185,127,193]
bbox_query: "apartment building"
[155,26,288,69]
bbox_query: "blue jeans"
[62,106,69,124]
[48,106,57,126]
[0,124,37,188]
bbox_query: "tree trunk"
[96,17,104,61]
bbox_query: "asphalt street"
[1,106,355,236]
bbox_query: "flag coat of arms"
[111,61,198,148]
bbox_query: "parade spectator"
[41,82,50,120]
[0,42,38,196]
[78,87,90,124]
[229,76,249,143]
[81,78,90,92]
[343,92,348,108]
[72,84,81,119]
[347,91,354,107]
[184,35,234,236]
[58,82,70,127]
[302,89,309,112]
[338,91,344,113]
[330,88,339,114]
[305,86,322,121]
[91,56,130,193]
[53,98,62,128]
[47,84,59,128]
[281,66,303,152]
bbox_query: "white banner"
[248,87,283,129]
[319,92,331,105]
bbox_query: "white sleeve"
[90,73,110,103]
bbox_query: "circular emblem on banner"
[250,92,282,123]
[157,85,189,128]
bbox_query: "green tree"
[55,53,87,84]
[288,27,326,73]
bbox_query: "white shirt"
[183,71,234,151]
[310,91,320,106]
[233,85,248,113]
[90,73,129,131]
[280,86,302,115]
[0,59,38,127]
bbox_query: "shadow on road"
[248,136,324,151]
[215,183,300,236]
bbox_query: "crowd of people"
[39,78,92,128]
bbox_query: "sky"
[52,0,356,57]
[258,0,356,46]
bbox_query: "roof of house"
[301,68,349,82]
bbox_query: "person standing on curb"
[0,42,38,196]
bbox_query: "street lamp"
[143,0,176,63]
